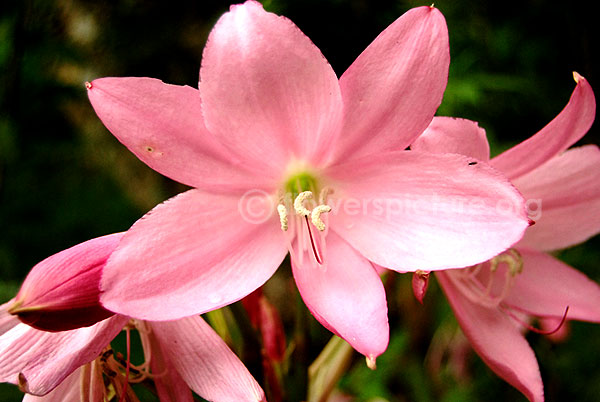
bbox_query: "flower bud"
[412,270,430,304]
[8,233,123,331]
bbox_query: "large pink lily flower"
[0,235,266,402]
[88,1,529,361]
[412,73,600,402]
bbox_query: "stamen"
[118,325,132,402]
[492,249,523,276]
[502,305,570,335]
[318,187,333,204]
[277,204,288,231]
[366,355,377,370]
[294,191,313,216]
[311,205,331,231]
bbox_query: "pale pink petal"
[151,316,266,402]
[327,151,528,271]
[291,231,389,358]
[514,145,600,251]
[145,322,194,402]
[503,248,600,322]
[87,77,271,193]
[0,315,128,395]
[0,300,20,336]
[12,234,121,332]
[491,73,596,180]
[436,271,544,402]
[332,6,449,162]
[200,1,343,170]
[22,367,82,402]
[411,116,490,160]
[101,189,288,320]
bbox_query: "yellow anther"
[489,249,523,276]
[277,204,288,231]
[311,205,331,231]
[294,191,313,216]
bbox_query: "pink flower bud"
[412,270,430,304]
[8,233,123,331]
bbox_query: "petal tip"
[366,355,377,370]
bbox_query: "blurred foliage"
[0,0,598,401]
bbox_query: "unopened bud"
[8,233,123,331]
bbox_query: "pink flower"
[87,1,529,361]
[0,235,266,402]
[412,73,600,402]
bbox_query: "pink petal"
[332,6,449,162]
[411,116,490,160]
[87,77,270,193]
[504,248,600,322]
[22,367,82,402]
[151,316,266,402]
[291,231,389,358]
[327,151,528,271]
[145,322,194,402]
[199,1,343,170]
[0,300,20,336]
[436,271,544,402]
[11,234,121,332]
[0,315,128,395]
[101,189,288,320]
[514,145,600,251]
[491,73,596,180]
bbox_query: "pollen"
[294,191,313,216]
[277,204,288,231]
[311,204,331,231]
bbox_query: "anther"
[85,81,92,89]
[294,191,313,216]
[277,204,288,231]
[366,355,377,370]
[311,205,331,231]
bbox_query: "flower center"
[450,249,523,308]
[277,171,332,265]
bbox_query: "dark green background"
[1,0,598,401]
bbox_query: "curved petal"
[0,300,20,336]
[514,145,600,251]
[144,322,194,402]
[326,151,528,271]
[0,315,128,395]
[199,1,343,170]
[436,271,543,402]
[151,316,266,402]
[101,189,288,320]
[291,231,389,358]
[22,367,82,402]
[504,248,600,322]
[491,73,596,180]
[11,234,121,332]
[411,116,490,160]
[332,6,449,162]
[87,77,271,193]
